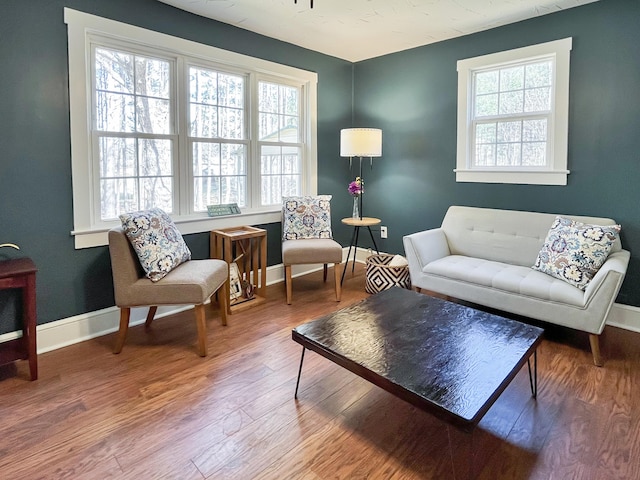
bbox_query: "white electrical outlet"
[380,226,388,239]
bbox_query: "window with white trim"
[456,38,572,185]
[65,8,317,248]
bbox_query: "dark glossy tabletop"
[292,287,543,430]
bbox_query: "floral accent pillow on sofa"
[532,216,620,290]
[282,195,333,240]
[120,208,191,282]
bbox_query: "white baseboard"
[4,246,637,354]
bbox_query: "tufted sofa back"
[441,206,622,268]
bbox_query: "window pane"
[282,175,301,197]
[190,104,218,138]
[190,67,217,104]
[221,144,246,176]
[95,48,133,94]
[189,67,245,140]
[135,56,170,99]
[221,176,245,205]
[219,107,244,139]
[259,82,300,142]
[281,86,299,115]
[522,142,546,166]
[475,94,498,117]
[500,66,524,91]
[261,175,282,205]
[99,137,136,177]
[475,144,496,166]
[475,123,496,144]
[139,139,172,176]
[475,71,498,95]
[193,142,221,176]
[101,178,138,220]
[136,97,171,134]
[193,177,221,211]
[525,61,552,88]
[497,121,522,143]
[523,119,547,142]
[259,82,279,113]
[96,92,135,132]
[218,73,244,107]
[497,144,521,166]
[192,142,246,210]
[499,91,524,115]
[140,176,173,211]
[524,87,551,113]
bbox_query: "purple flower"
[348,177,363,196]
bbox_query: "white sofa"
[403,206,630,366]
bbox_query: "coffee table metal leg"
[527,350,538,398]
[294,347,306,398]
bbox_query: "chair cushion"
[119,208,191,282]
[532,216,620,290]
[282,195,334,240]
[282,239,342,265]
[123,259,228,306]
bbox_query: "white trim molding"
[6,246,636,356]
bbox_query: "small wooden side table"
[341,217,381,285]
[0,257,37,380]
[210,226,267,313]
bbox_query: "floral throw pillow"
[119,208,191,282]
[282,195,333,240]
[532,216,620,290]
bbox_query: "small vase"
[352,196,360,219]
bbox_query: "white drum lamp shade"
[340,128,382,157]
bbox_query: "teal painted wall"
[350,0,640,306]
[2,0,639,335]
[0,0,353,332]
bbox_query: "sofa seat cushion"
[423,255,585,307]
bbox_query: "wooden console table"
[210,226,267,313]
[0,257,37,380]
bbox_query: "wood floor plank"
[2,264,640,479]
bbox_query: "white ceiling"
[157,0,598,62]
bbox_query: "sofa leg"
[285,265,293,305]
[589,334,603,367]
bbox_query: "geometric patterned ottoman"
[365,254,411,294]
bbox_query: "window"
[65,8,317,248]
[456,38,572,185]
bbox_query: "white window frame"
[455,38,572,185]
[65,8,317,249]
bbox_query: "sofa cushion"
[119,208,191,282]
[532,216,621,290]
[424,255,585,307]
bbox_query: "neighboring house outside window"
[456,38,572,185]
[65,8,317,248]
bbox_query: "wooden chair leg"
[323,264,328,282]
[113,307,131,354]
[334,263,342,302]
[219,280,228,326]
[285,265,293,305]
[145,306,158,330]
[589,334,603,367]
[194,304,207,357]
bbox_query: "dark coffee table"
[291,287,543,432]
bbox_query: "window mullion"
[248,72,260,210]
[176,56,191,216]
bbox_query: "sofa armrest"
[583,249,631,304]
[403,228,451,279]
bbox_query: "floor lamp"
[340,128,383,219]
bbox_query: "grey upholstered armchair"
[108,226,229,357]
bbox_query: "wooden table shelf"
[0,257,37,380]
[210,226,267,314]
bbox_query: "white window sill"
[71,208,282,249]
[454,169,569,186]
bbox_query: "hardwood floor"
[1,264,640,479]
